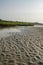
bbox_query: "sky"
[0,0,43,23]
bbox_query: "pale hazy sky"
[0,0,43,23]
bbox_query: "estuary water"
[0,27,21,38]
[0,26,42,38]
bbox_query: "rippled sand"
[0,27,43,65]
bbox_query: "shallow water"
[0,27,20,38]
[0,26,40,38]
[0,26,27,38]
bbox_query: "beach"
[0,26,43,65]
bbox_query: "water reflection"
[0,27,21,38]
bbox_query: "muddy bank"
[0,27,43,65]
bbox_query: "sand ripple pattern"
[0,27,43,65]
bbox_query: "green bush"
[0,19,34,28]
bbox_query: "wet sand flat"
[0,26,43,65]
